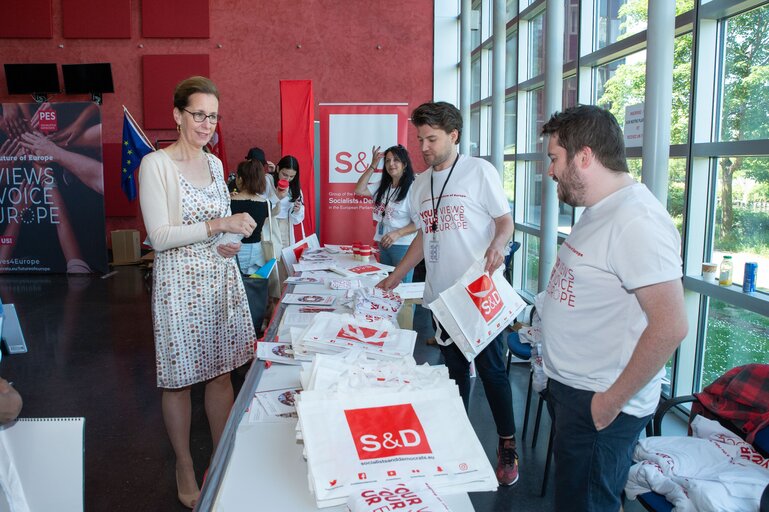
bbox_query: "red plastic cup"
[277,179,289,191]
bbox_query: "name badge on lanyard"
[378,222,385,236]
[428,236,440,263]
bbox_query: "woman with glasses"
[354,144,418,282]
[271,155,305,246]
[138,76,256,509]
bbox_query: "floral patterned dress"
[151,155,255,388]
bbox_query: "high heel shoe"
[176,469,200,509]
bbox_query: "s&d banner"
[319,103,409,246]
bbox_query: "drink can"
[743,262,758,293]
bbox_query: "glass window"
[712,156,769,293]
[718,3,769,142]
[472,57,481,104]
[528,13,545,78]
[563,76,577,109]
[470,109,481,157]
[564,0,579,63]
[594,51,647,124]
[505,95,517,155]
[526,87,545,152]
[506,0,517,22]
[701,297,769,389]
[594,36,691,145]
[506,33,518,88]
[668,158,687,239]
[671,33,692,145]
[524,160,543,228]
[471,4,481,48]
[523,233,540,295]
[503,160,516,205]
[595,0,647,50]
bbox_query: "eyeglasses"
[183,108,221,124]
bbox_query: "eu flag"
[121,108,154,201]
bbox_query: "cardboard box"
[111,230,141,264]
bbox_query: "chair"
[636,364,769,511]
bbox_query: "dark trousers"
[546,379,650,512]
[435,319,515,437]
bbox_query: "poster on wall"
[319,103,409,246]
[0,102,108,274]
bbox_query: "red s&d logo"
[344,404,432,460]
[465,274,503,322]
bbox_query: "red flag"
[207,122,229,177]
[280,80,315,241]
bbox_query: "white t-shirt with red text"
[370,184,417,246]
[538,183,682,418]
[410,154,511,304]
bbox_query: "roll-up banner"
[0,102,108,273]
[319,104,408,246]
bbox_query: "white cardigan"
[138,150,218,252]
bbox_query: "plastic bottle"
[718,255,733,286]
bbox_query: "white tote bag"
[428,260,526,362]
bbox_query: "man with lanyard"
[378,101,518,486]
[538,105,687,511]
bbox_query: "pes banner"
[319,104,409,245]
[0,102,108,273]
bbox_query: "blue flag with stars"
[121,109,154,201]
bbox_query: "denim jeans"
[546,379,651,512]
[379,243,414,283]
[435,318,515,437]
[236,242,266,275]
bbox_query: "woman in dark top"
[230,158,275,274]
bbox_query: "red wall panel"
[0,0,434,237]
[142,54,209,130]
[142,0,209,38]
[0,0,53,38]
[62,0,131,39]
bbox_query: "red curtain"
[279,80,316,240]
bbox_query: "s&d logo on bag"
[344,404,432,460]
[465,273,503,322]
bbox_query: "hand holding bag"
[428,259,526,362]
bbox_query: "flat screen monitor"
[62,63,114,94]
[4,63,60,95]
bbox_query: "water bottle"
[719,255,733,286]
[531,342,547,393]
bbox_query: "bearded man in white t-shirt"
[538,105,688,512]
[378,101,518,486]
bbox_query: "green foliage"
[715,206,769,256]
[702,299,769,387]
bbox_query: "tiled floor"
[0,267,683,511]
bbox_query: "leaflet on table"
[293,261,336,272]
[282,293,337,306]
[393,282,425,300]
[247,387,302,423]
[256,341,301,365]
[293,284,349,297]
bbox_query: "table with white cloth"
[196,250,474,511]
